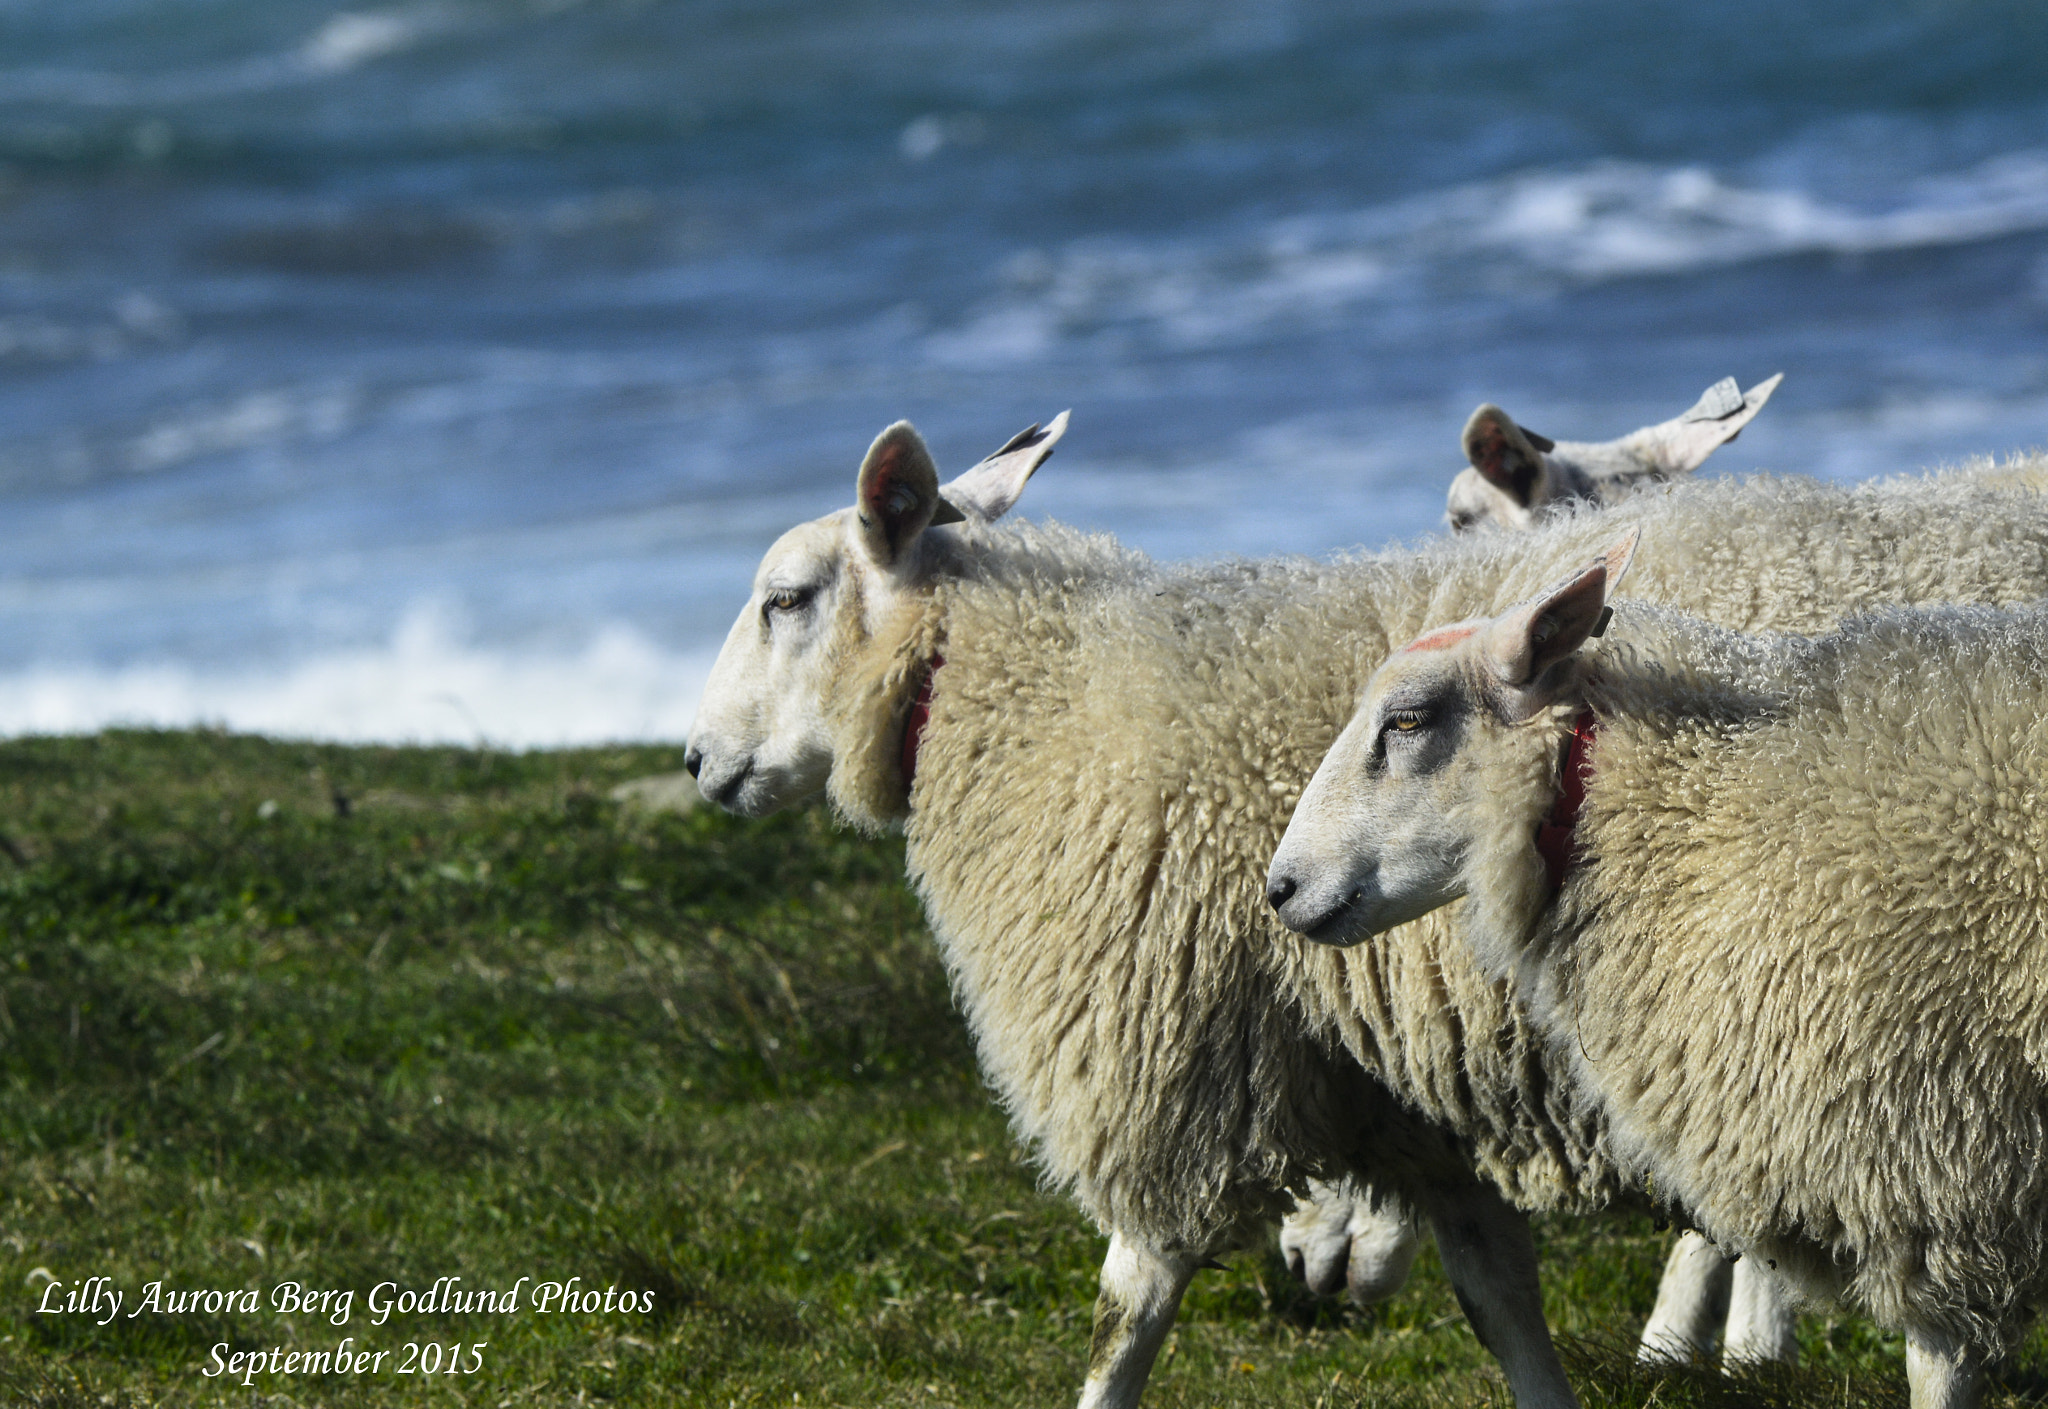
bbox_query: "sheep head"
[1266,527,1640,946]
[685,412,1066,817]
[1445,375,1781,533]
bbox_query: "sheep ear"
[855,422,947,566]
[1462,405,1553,508]
[939,409,1068,523]
[1482,527,1641,707]
[1632,372,1783,475]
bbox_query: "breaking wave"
[929,152,2048,362]
[1453,153,2048,276]
[0,608,711,748]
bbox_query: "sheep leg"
[1905,1325,1984,1409]
[1427,1185,1581,1409]
[1721,1257,1798,1366]
[1636,1232,1733,1364]
[1075,1231,1201,1409]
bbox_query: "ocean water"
[2,0,2047,743]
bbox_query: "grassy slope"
[0,732,2021,1407]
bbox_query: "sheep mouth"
[699,758,756,813]
[1299,891,1371,948]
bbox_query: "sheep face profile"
[1269,530,1640,950]
[686,510,853,816]
[1446,376,1780,532]
[685,414,1065,816]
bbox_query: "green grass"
[0,730,2031,1406]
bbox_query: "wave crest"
[0,607,711,747]
[928,151,2048,364]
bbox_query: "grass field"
[0,730,2028,1407]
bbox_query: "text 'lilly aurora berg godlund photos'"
[31,1273,659,1387]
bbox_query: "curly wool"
[1468,605,2048,1357]
[826,458,2048,1253]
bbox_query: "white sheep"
[1269,533,2048,1407]
[689,425,1604,1409]
[1438,426,2048,1370]
[1442,393,2048,1368]
[1446,375,1781,532]
[687,425,2048,1409]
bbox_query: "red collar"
[900,655,944,790]
[1534,709,1599,896]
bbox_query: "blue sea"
[2,0,2046,742]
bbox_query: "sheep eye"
[1387,710,1428,734]
[763,586,813,617]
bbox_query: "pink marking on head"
[1401,623,1479,654]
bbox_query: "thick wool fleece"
[1461,606,2048,1356]
[825,460,2048,1254]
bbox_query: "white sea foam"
[1461,154,2048,276]
[929,151,2048,363]
[0,606,712,748]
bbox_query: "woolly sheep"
[1268,535,2048,1407]
[1331,435,2048,1349]
[687,426,2048,1409]
[1447,375,1781,532]
[1442,389,2043,1368]
[1445,403,2048,1369]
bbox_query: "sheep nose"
[1266,874,1297,912]
[683,746,704,779]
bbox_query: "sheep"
[1442,405,2048,1367]
[689,428,1607,1409]
[686,423,2048,1409]
[1441,415,2048,1368]
[1447,374,1781,532]
[1268,533,2048,1407]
